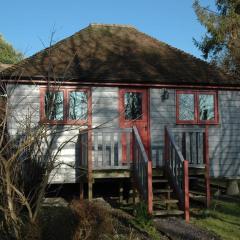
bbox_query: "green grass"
[191,197,240,240]
[131,202,161,240]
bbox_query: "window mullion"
[64,89,68,122]
[195,92,199,124]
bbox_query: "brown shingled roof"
[1,24,237,86]
[0,63,13,72]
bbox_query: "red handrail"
[132,126,153,214]
[164,127,190,222]
[204,126,210,208]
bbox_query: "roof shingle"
[1,24,237,86]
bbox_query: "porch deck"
[79,126,210,221]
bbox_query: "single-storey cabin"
[1,24,240,221]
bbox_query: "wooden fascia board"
[3,78,240,91]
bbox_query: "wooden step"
[189,164,205,169]
[152,179,168,183]
[189,190,206,196]
[153,189,173,194]
[152,170,164,177]
[189,176,199,180]
[153,199,179,205]
[153,209,184,216]
[189,193,205,200]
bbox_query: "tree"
[0,40,87,239]
[193,0,240,77]
[0,35,24,64]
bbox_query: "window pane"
[199,94,215,120]
[69,91,88,120]
[45,92,63,120]
[179,94,195,121]
[124,92,142,120]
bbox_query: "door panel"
[119,89,150,163]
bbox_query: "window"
[45,91,64,120]
[40,88,89,124]
[176,91,218,124]
[124,92,143,120]
[69,91,88,120]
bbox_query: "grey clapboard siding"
[91,87,119,166]
[92,87,119,128]
[150,88,240,178]
[7,84,40,136]
[208,90,240,177]
[150,89,176,167]
[7,84,85,183]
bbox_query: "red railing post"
[184,160,190,223]
[164,127,169,166]
[147,160,153,214]
[88,129,93,200]
[204,126,211,208]
[79,133,84,200]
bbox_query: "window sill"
[176,121,219,125]
[39,120,88,125]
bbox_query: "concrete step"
[153,209,184,217]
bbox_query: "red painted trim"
[119,88,150,164]
[204,126,211,208]
[176,91,197,124]
[176,90,219,125]
[197,91,218,124]
[147,88,151,158]
[4,78,240,91]
[147,160,153,214]
[184,160,190,223]
[87,90,93,199]
[147,89,153,214]
[39,86,91,125]
[119,88,148,123]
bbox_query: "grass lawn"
[191,196,240,240]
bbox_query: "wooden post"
[88,129,93,200]
[80,182,84,200]
[88,180,93,200]
[184,160,190,223]
[147,160,153,214]
[204,126,210,208]
[119,181,124,205]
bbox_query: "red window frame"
[40,87,91,125]
[119,88,148,124]
[176,90,219,125]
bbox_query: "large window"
[176,91,218,124]
[40,87,89,124]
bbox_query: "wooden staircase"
[132,126,210,222]
[152,173,184,217]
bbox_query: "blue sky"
[1,0,215,59]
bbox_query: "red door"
[119,89,150,162]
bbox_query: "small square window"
[179,93,195,121]
[124,92,143,120]
[199,94,215,121]
[45,91,64,120]
[69,91,88,120]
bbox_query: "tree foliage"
[193,0,240,77]
[0,35,24,64]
